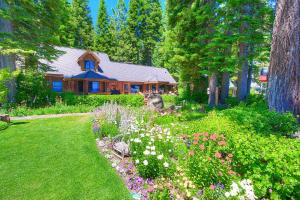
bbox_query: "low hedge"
[61,93,144,107]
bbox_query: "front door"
[78,81,83,93]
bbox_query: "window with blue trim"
[52,81,63,92]
[88,81,100,93]
[85,60,95,71]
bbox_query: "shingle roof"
[43,47,177,84]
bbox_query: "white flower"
[163,162,169,168]
[133,151,136,154]
[150,146,155,151]
[157,154,163,160]
[225,192,230,198]
[151,151,156,155]
[134,138,141,143]
[135,159,140,164]
[146,146,151,150]
[140,133,145,137]
[143,150,150,155]
[130,138,133,142]
[150,138,155,142]
[112,163,117,168]
[143,160,148,166]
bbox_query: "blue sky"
[87,0,165,25]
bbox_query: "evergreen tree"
[110,0,129,62]
[141,0,162,66]
[57,1,75,47]
[71,0,94,49]
[126,0,143,64]
[95,0,112,54]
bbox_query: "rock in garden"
[146,94,164,111]
[0,114,10,123]
[113,141,130,156]
[291,131,300,139]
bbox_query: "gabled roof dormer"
[77,51,101,71]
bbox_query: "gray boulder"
[147,94,164,111]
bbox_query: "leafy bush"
[130,126,176,179]
[0,121,8,130]
[172,112,300,199]
[161,95,179,106]
[61,93,144,107]
[220,104,299,136]
[16,70,55,107]
[186,132,236,188]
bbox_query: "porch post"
[156,83,159,93]
[84,80,88,94]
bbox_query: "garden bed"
[93,102,300,200]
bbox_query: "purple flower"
[198,190,203,196]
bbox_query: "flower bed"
[92,103,300,199]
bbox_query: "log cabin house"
[43,47,177,95]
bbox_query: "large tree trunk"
[220,72,230,104]
[247,45,254,96]
[208,72,218,106]
[268,0,300,118]
[237,4,251,101]
[0,0,16,102]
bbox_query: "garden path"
[11,112,93,120]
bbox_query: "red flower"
[210,134,218,141]
[210,184,215,190]
[215,152,222,159]
[199,144,205,150]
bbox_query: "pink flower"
[228,153,233,158]
[220,159,225,164]
[189,150,195,156]
[218,140,226,146]
[193,139,198,145]
[228,170,235,175]
[204,132,209,137]
[210,184,215,190]
[208,157,212,161]
[215,152,222,159]
[210,134,217,141]
[199,144,205,150]
[203,137,208,141]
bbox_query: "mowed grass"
[0,116,130,200]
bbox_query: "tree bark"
[268,0,300,118]
[237,4,251,101]
[208,72,218,106]
[0,0,16,102]
[247,46,254,96]
[220,72,230,104]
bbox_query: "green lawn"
[0,116,130,200]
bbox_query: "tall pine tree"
[95,0,112,54]
[71,0,94,49]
